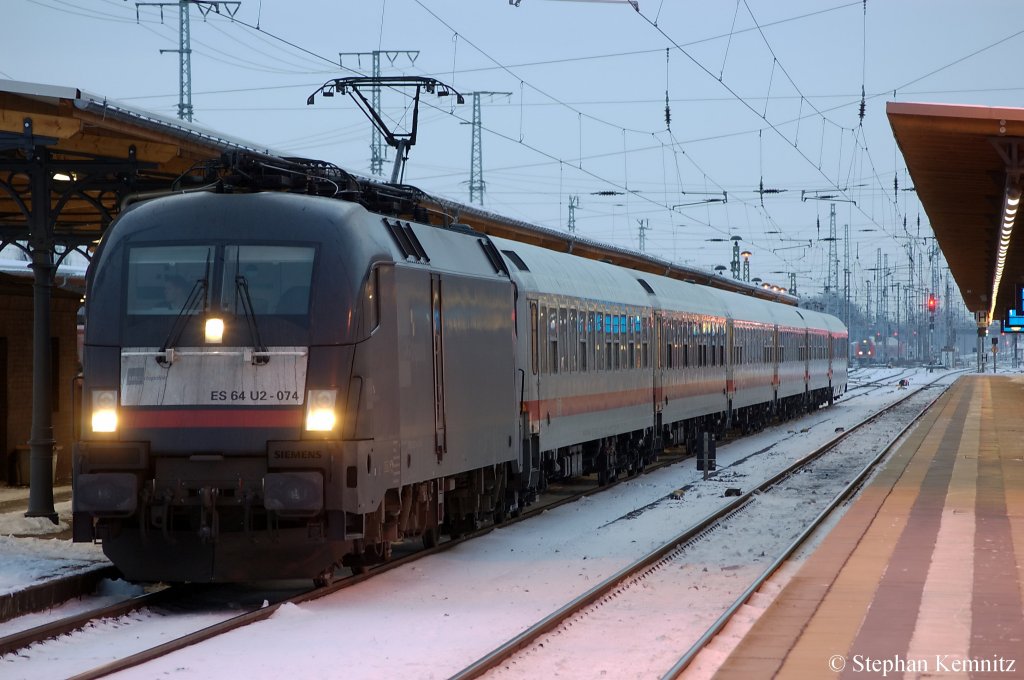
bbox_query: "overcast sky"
[5,0,1023,305]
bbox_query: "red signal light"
[927,294,937,312]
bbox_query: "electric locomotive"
[74,190,520,582]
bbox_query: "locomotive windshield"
[126,245,213,315]
[220,245,315,316]
[125,243,315,318]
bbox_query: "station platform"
[715,375,1024,678]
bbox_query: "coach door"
[653,313,664,413]
[431,274,446,461]
[772,325,780,398]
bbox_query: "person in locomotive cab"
[162,274,190,310]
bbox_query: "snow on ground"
[0,366,974,679]
[0,496,110,600]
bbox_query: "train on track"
[73,154,847,583]
[852,337,877,362]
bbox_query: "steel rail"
[3,447,686,675]
[52,451,691,679]
[14,371,937,677]
[449,375,952,680]
[0,584,174,656]
[659,376,950,678]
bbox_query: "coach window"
[717,324,724,367]
[708,323,715,367]
[595,310,604,371]
[580,311,588,372]
[641,316,649,369]
[696,322,704,367]
[530,302,539,375]
[712,323,720,366]
[674,320,680,368]
[598,313,606,372]
[548,308,558,374]
[616,312,624,370]
[607,313,615,370]
[539,306,548,373]
[678,321,685,368]
[538,306,547,373]
[624,312,632,370]
[665,319,671,369]
[558,307,568,373]
[569,307,578,372]
[630,315,638,368]
[620,313,628,369]
[622,314,629,371]
[609,312,618,370]
[633,314,640,369]
[716,325,721,366]
[675,319,682,369]
[692,321,699,368]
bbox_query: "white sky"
[4,1,1022,302]
[0,367,972,679]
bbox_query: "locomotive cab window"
[126,245,213,315]
[221,245,315,316]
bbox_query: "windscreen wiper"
[157,278,207,365]
[235,274,269,364]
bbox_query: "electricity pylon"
[136,0,241,122]
[467,91,511,205]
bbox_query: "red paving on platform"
[714,375,1024,679]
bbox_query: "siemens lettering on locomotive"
[73,162,847,584]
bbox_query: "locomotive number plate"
[120,347,307,406]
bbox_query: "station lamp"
[990,184,1021,320]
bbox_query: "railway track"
[447,373,952,679]
[1,371,943,677]
[0,448,690,678]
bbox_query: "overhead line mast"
[466,91,511,206]
[135,0,241,122]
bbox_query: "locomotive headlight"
[91,390,118,433]
[205,317,225,344]
[305,389,338,431]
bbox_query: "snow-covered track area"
[453,372,950,679]
[0,367,961,679]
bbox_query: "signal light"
[927,294,937,312]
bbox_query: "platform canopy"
[0,79,284,250]
[888,101,1024,321]
[0,79,793,305]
